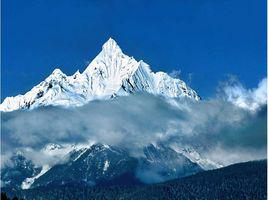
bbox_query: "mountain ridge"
[0,38,200,112]
[1,143,217,190]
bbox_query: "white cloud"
[1,78,267,167]
[220,77,267,111]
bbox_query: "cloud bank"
[218,76,267,111]
[1,77,267,167]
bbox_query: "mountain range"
[0,38,199,112]
[1,38,221,193]
[2,143,221,190]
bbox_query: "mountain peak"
[51,68,64,75]
[103,37,118,46]
[46,68,66,81]
[82,37,129,75]
[0,39,200,112]
[101,37,122,54]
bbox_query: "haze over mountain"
[1,38,266,194]
[1,1,266,199]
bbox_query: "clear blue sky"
[1,0,266,100]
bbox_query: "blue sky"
[1,0,266,100]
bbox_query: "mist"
[1,77,267,167]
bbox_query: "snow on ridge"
[103,160,110,172]
[21,165,50,190]
[0,38,200,112]
[171,145,222,170]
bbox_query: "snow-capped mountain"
[0,38,200,112]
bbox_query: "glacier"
[0,38,200,112]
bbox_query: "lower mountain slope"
[1,143,204,189]
[31,144,140,188]
[31,143,202,188]
[1,153,42,189]
[126,159,267,200]
[2,160,266,200]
